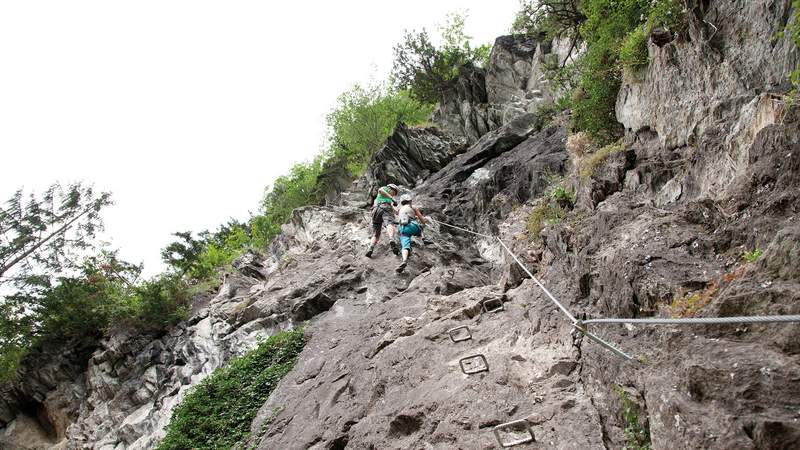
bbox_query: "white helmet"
[387,183,399,193]
[400,193,413,203]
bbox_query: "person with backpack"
[365,183,400,258]
[395,193,426,273]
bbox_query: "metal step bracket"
[459,354,489,374]
[447,325,472,343]
[493,419,535,448]
[481,298,505,314]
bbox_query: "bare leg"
[387,224,396,241]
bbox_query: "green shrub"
[742,249,763,263]
[0,255,190,382]
[157,328,307,450]
[579,140,625,178]
[615,386,651,450]
[571,0,648,143]
[551,185,576,208]
[620,25,649,72]
[647,0,686,32]
[568,0,688,143]
[326,84,433,176]
[392,12,491,103]
[510,1,585,38]
[250,85,432,249]
[187,227,250,280]
[527,201,567,238]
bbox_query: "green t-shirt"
[375,186,394,205]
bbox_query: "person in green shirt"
[365,183,399,258]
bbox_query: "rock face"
[433,34,582,144]
[3,5,800,450]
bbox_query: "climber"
[365,183,399,258]
[395,193,427,273]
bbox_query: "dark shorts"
[371,204,395,238]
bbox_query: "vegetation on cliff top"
[0,184,189,382]
[512,0,687,144]
[160,12,487,272]
[156,327,306,450]
[392,12,491,104]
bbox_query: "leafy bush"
[510,0,585,38]
[572,0,649,143]
[0,253,189,382]
[392,12,491,103]
[327,84,433,175]
[250,85,432,249]
[250,159,323,248]
[535,0,687,143]
[579,140,625,178]
[742,249,763,263]
[187,226,250,280]
[647,0,686,32]
[551,185,576,208]
[615,386,651,450]
[126,275,189,330]
[620,25,649,72]
[527,201,567,238]
[157,327,307,450]
[163,221,252,279]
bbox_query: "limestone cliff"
[2,2,800,449]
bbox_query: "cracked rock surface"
[3,5,800,449]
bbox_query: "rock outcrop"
[2,3,800,449]
[433,33,582,145]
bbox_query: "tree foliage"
[0,250,188,382]
[161,220,251,279]
[392,12,491,103]
[511,0,585,38]
[0,183,112,290]
[250,84,432,248]
[326,84,433,175]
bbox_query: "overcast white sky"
[0,1,518,275]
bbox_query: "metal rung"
[459,354,489,374]
[447,325,472,343]
[493,419,535,448]
[481,298,504,314]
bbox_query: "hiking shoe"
[365,246,373,258]
[395,262,407,273]
[389,240,400,256]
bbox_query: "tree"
[392,12,491,103]
[162,220,251,278]
[510,0,586,39]
[161,231,205,275]
[1,250,185,382]
[0,183,112,290]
